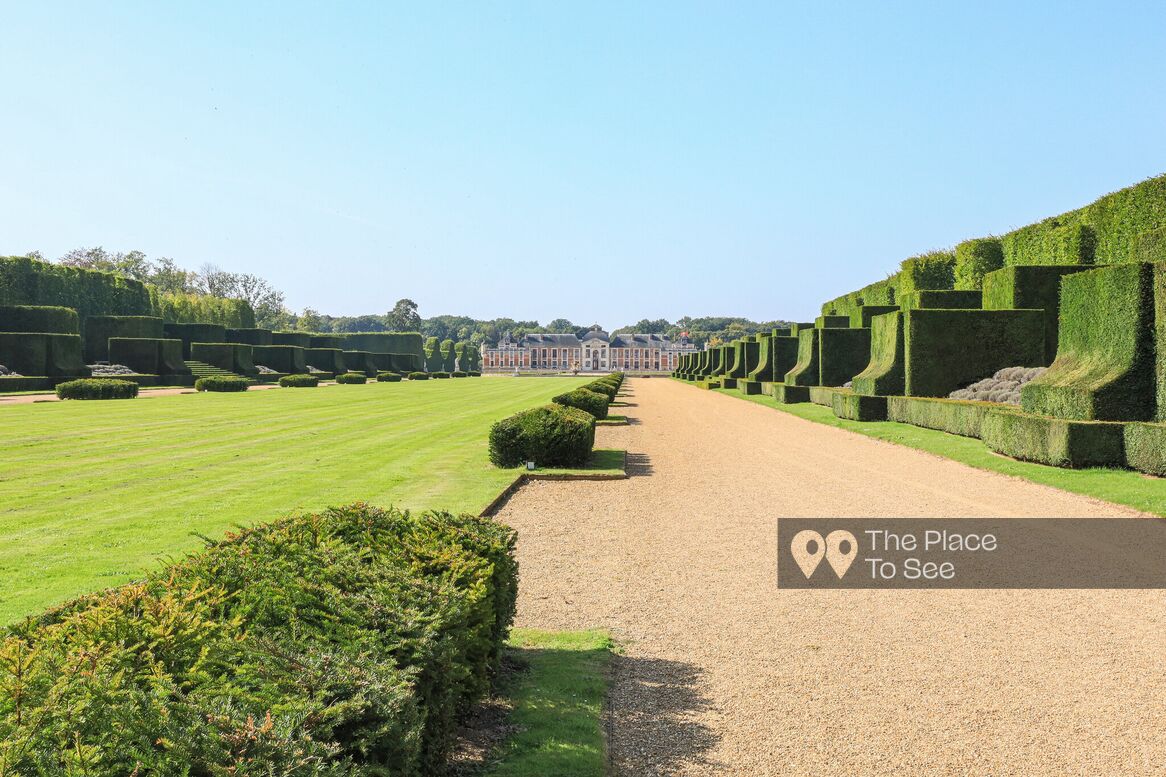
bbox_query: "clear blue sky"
[3,2,1164,325]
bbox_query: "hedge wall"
[953,238,1004,290]
[904,309,1046,397]
[271,331,312,348]
[784,328,821,386]
[981,409,1126,468]
[0,305,80,334]
[225,327,273,346]
[788,322,816,336]
[309,335,343,348]
[852,311,903,396]
[1021,263,1155,421]
[769,382,810,403]
[898,250,956,297]
[341,350,378,376]
[814,315,850,329]
[163,322,226,358]
[0,256,153,333]
[850,305,899,328]
[981,265,1092,360]
[108,337,193,376]
[886,396,995,438]
[305,347,346,374]
[252,345,308,374]
[821,277,898,317]
[1155,261,1166,421]
[831,390,888,421]
[84,315,164,361]
[340,333,427,365]
[190,342,257,376]
[149,290,255,328]
[898,290,983,311]
[818,327,872,387]
[1124,422,1166,476]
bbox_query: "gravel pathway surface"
[493,378,1164,776]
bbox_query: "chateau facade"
[482,329,696,372]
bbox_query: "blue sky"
[2,2,1164,325]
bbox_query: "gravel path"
[493,378,1165,776]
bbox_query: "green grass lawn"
[0,377,594,623]
[488,629,612,777]
[715,388,1166,517]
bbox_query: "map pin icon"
[791,530,826,578]
[825,530,858,579]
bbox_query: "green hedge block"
[832,391,888,421]
[899,290,983,311]
[340,333,426,365]
[981,409,1126,468]
[769,382,810,404]
[226,328,273,346]
[850,305,899,328]
[772,327,792,337]
[305,347,346,374]
[726,339,759,378]
[0,332,48,375]
[0,305,80,335]
[271,331,312,348]
[905,309,1045,397]
[982,265,1093,360]
[818,327,871,387]
[164,323,226,358]
[886,396,994,438]
[190,342,257,376]
[788,322,816,336]
[384,353,420,373]
[1124,422,1166,476]
[814,315,850,329]
[84,315,164,361]
[738,379,764,395]
[746,335,774,382]
[0,375,51,392]
[45,334,88,376]
[342,351,378,377]
[784,329,820,386]
[108,338,192,376]
[1021,263,1155,420]
[1155,262,1166,421]
[899,250,956,297]
[309,335,343,348]
[251,345,307,374]
[852,312,903,396]
[808,385,841,406]
[954,238,1004,290]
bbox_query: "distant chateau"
[482,328,696,372]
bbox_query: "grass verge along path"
[715,387,1166,516]
[0,377,593,622]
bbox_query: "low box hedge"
[1124,422,1166,476]
[552,387,609,419]
[278,374,319,387]
[409,371,429,380]
[467,370,482,376]
[769,382,810,404]
[886,395,995,438]
[451,370,467,377]
[489,404,596,467]
[980,409,1126,468]
[832,391,888,421]
[194,375,250,392]
[377,371,403,382]
[55,377,139,400]
[431,371,451,379]
[335,372,368,384]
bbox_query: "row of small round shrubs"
[489,404,596,467]
[467,370,482,377]
[552,387,609,419]
[194,376,250,392]
[451,371,467,378]
[55,378,139,400]
[278,374,319,388]
[583,380,617,401]
[377,371,403,382]
[409,371,429,380]
[431,371,451,379]
[335,372,367,384]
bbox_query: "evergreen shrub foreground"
[335,372,368,384]
[377,371,403,382]
[0,503,518,775]
[55,377,139,400]
[431,371,451,379]
[278,373,319,387]
[408,372,429,380]
[552,387,610,419]
[489,404,596,468]
[194,375,250,392]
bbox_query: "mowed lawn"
[0,376,589,623]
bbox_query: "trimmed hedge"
[886,396,995,438]
[108,337,191,376]
[194,375,250,392]
[163,322,226,358]
[1154,261,1166,421]
[190,342,257,376]
[452,370,467,377]
[1021,263,1155,420]
[341,350,378,377]
[898,290,983,310]
[1124,422,1166,476]
[271,330,312,348]
[832,390,888,421]
[904,309,1045,397]
[339,333,426,368]
[982,265,1092,360]
[0,503,517,774]
[583,380,617,401]
[954,238,1004,290]
[0,305,80,334]
[814,315,850,329]
[377,371,403,382]
[225,327,273,346]
[309,334,343,348]
[725,338,760,378]
[431,371,451,379]
[409,371,429,380]
[852,311,904,396]
[788,322,816,336]
[0,256,154,333]
[441,340,457,373]
[278,373,319,387]
[769,382,810,403]
[0,333,89,377]
[850,304,899,328]
[335,372,368,384]
[251,344,308,374]
[553,387,609,419]
[981,409,1126,468]
[818,327,871,387]
[898,250,956,297]
[84,315,164,361]
[468,370,482,376]
[784,328,821,386]
[55,377,138,400]
[489,404,596,467]
[305,346,346,374]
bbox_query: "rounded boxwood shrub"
[431,371,451,379]
[488,404,596,468]
[335,372,368,384]
[194,375,250,392]
[377,371,403,382]
[409,372,429,380]
[55,378,138,400]
[451,371,467,378]
[279,374,319,388]
[468,370,482,377]
[552,387,609,419]
[584,381,618,401]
